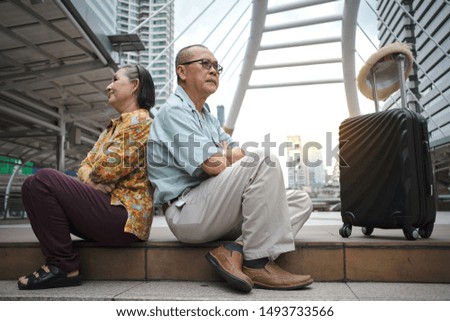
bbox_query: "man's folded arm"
[201,153,229,176]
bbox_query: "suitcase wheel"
[362,227,374,236]
[339,224,352,238]
[418,223,434,239]
[402,226,419,240]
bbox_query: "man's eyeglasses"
[180,59,223,74]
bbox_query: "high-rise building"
[376,0,450,208]
[70,0,117,54]
[376,0,449,146]
[116,0,175,108]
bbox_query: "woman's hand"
[85,178,115,194]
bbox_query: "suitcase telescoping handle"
[370,69,380,112]
[370,53,409,112]
[358,42,414,112]
[395,54,408,110]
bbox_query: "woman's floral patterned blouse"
[77,109,153,240]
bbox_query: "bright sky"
[173,0,379,179]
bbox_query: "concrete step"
[1,212,450,283]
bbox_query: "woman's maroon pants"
[21,168,139,272]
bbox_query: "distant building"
[217,105,225,126]
[286,135,305,189]
[307,147,326,187]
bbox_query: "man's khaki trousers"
[165,150,313,260]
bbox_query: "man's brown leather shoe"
[206,245,253,293]
[243,261,313,290]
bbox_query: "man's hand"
[201,153,229,176]
[201,141,245,176]
[222,141,245,165]
[85,177,115,194]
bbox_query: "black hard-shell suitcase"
[338,108,436,240]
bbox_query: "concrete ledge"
[81,247,146,280]
[345,246,450,282]
[2,213,450,283]
[147,245,219,281]
[2,238,449,283]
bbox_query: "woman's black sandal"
[18,265,82,290]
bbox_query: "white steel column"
[223,0,268,135]
[341,0,361,117]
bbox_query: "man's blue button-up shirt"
[147,86,235,206]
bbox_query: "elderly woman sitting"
[18,64,155,290]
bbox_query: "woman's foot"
[18,265,81,290]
